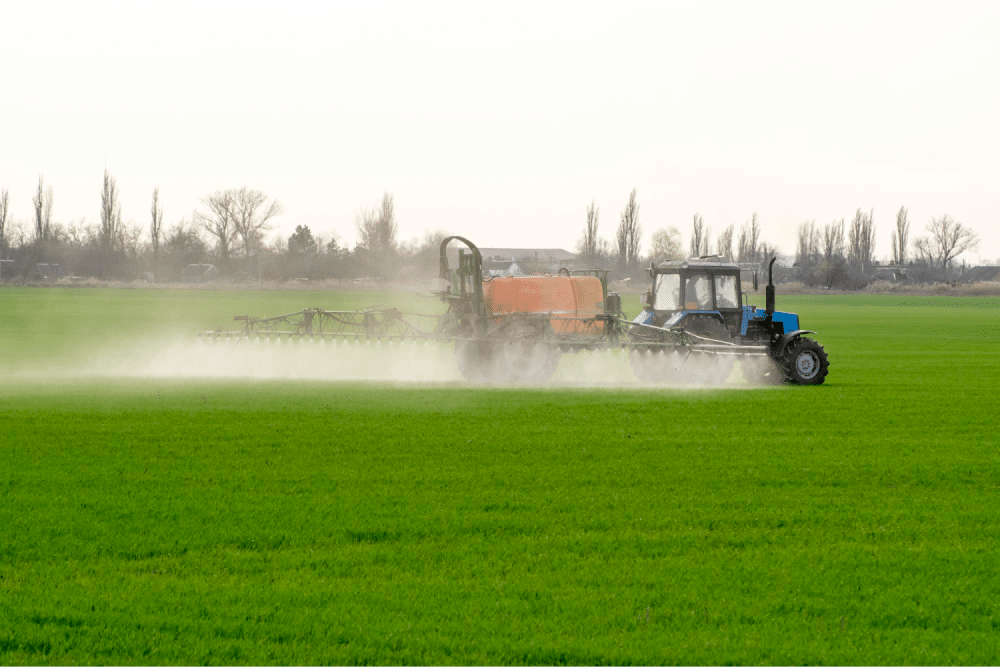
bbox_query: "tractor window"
[684,275,712,310]
[714,274,738,308]
[654,273,681,310]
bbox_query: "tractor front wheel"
[780,337,829,385]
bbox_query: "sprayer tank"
[484,275,605,334]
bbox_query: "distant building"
[442,246,581,275]
[958,266,1000,283]
[478,248,577,262]
[477,248,579,273]
[873,266,913,283]
[181,264,220,282]
[482,259,523,277]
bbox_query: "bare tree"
[796,220,819,264]
[689,213,709,257]
[597,237,612,260]
[419,228,449,254]
[100,169,122,249]
[33,175,54,242]
[150,187,163,279]
[193,187,281,265]
[716,224,734,260]
[615,188,641,270]
[33,179,44,241]
[649,227,683,260]
[195,190,236,262]
[912,237,933,267]
[376,192,398,258]
[356,206,378,252]
[915,215,979,272]
[891,206,910,265]
[759,240,779,266]
[45,193,54,240]
[7,220,27,250]
[163,219,208,277]
[121,222,144,258]
[0,188,8,258]
[65,219,94,247]
[232,187,283,258]
[822,219,845,260]
[356,192,399,277]
[577,200,601,261]
[737,213,761,262]
[847,208,876,273]
[815,219,846,287]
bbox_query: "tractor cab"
[639,256,809,353]
[641,258,746,339]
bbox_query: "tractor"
[629,256,829,384]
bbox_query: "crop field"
[2,286,999,664]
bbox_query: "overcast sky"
[3,0,998,263]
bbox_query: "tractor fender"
[774,330,816,356]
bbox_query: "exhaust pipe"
[765,257,776,318]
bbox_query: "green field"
[2,287,999,664]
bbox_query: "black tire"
[500,337,560,383]
[455,337,497,382]
[681,317,735,385]
[495,317,560,384]
[781,337,829,385]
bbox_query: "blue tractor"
[629,257,829,385]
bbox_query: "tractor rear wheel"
[781,337,829,385]
[455,336,497,382]
[495,317,560,384]
[500,336,560,383]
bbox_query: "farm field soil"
[1,287,999,664]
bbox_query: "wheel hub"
[795,350,819,379]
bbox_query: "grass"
[1,286,999,664]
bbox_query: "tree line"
[576,190,981,287]
[792,206,979,287]
[0,174,985,286]
[0,173,440,282]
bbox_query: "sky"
[2,0,998,263]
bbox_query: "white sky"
[2,0,998,263]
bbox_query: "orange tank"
[483,275,605,335]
